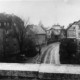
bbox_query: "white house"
[51,24,63,35]
[67,21,80,39]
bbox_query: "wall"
[0,63,80,80]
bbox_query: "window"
[0,23,1,26]
[7,22,9,26]
[4,22,6,26]
[78,32,80,38]
[73,27,75,30]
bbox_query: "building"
[51,24,63,35]
[26,24,47,46]
[67,21,80,39]
[66,21,80,59]
[49,24,65,41]
[46,27,52,39]
[34,24,47,45]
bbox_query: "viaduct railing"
[0,63,80,80]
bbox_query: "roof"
[52,24,63,29]
[33,25,46,34]
[49,24,63,30]
[26,24,46,34]
[67,20,80,30]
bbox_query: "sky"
[0,0,80,28]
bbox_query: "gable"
[68,25,78,30]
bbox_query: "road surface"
[24,42,60,64]
[39,42,60,64]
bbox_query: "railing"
[0,63,80,80]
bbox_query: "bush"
[22,37,38,57]
[0,13,38,62]
[59,38,78,64]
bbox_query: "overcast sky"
[0,0,80,28]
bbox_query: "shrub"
[59,38,78,64]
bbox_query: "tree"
[0,13,38,62]
[11,14,38,60]
[59,38,78,64]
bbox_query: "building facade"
[26,24,47,46]
[51,24,65,41]
[67,23,80,39]
[51,24,62,35]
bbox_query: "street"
[39,42,60,64]
[24,42,60,64]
